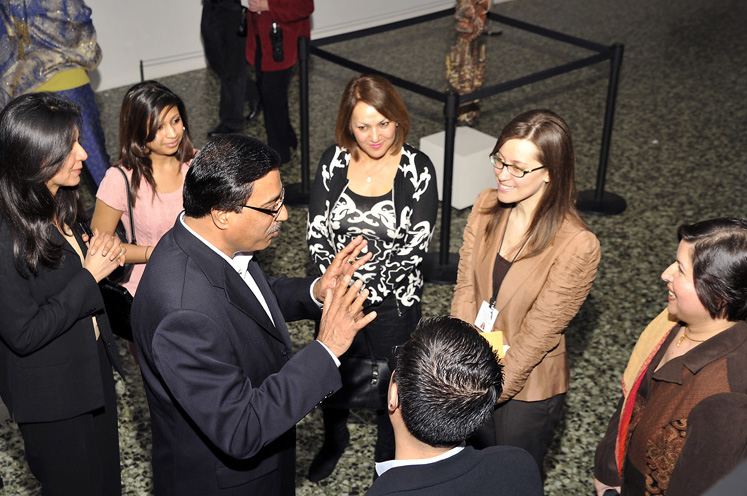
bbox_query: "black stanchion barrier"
[298,8,625,282]
[577,43,626,214]
[285,36,312,206]
[423,89,461,283]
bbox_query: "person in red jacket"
[246,0,313,164]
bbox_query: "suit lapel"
[479,213,543,315]
[492,220,575,314]
[223,259,291,348]
[492,255,543,314]
[246,259,289,341]
[172,219,291,347]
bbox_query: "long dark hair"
[0,93,82,274]
[117,80,194,206]
[484,109,586,259]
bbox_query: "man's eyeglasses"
[489,154,546,178]
[243,188,285,220]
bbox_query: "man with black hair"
[132,134,375,496]
[367,316,543,496]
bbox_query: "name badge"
[474,301,498,332]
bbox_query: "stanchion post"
[285,36,311,206]
[439,89,459,265]
[424,89,460,284]
[577,42,626,215]
[595,43,623,200]
[299,36,311,194]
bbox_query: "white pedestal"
[419,127,497,210]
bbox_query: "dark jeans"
[201,0,259,130]
[469,393,566,476]
[254,37,297,163]
[320,295,421,462]
[18,339,121,495]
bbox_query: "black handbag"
[107,167,136,283]
[99,279,133,341]
[323,329,391,410]
[99,166,136,341]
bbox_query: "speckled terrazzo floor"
[2,0,746,494]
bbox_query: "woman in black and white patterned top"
[306,74,437,481]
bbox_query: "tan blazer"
[452,188,601,402]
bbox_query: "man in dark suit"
[132,134,375,496]
[366,316,543,496]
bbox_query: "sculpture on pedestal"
[446,0,490,126]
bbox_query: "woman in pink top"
[92,81,196,295]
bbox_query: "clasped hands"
[247,0,268,13]
[314,236,376,357]
[82,229,126,283]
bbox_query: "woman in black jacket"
[0,93,125,495]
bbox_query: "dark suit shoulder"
[367,446,542,496]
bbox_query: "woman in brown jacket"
[594,218,747,496]
[451,109,600,473]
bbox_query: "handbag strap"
[115,166,137,245]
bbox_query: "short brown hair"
[335,74,410,161]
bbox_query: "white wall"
[312,0,454,39]
[86,0,205,91]
[86,0,457,91]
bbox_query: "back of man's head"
[183,134,280,218]
[394,316,502,448]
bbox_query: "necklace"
[489,208,529,308]
[362,163,373,183]
[360,157,391,183]
[676,328,709,347]
[361,162,377,183]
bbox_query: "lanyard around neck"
[490,209,528,308]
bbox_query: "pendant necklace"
[361,157,389,183]
[676,327,708,347]
[362,162,375,183]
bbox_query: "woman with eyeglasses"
[306,74,437,481]
[451,108,601,474]
[91,81,196,297]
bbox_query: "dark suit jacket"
[0,220,121,423]
[132,219,341,496]
[366,446,543,496]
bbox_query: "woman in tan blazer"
[452,109,600,473]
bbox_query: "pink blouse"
[96,162,190,295]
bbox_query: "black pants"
[201,0,259,130]
[18,339,121,496]
[254,37,297,163]
[321,295,421,462]
[469,393,565,476]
